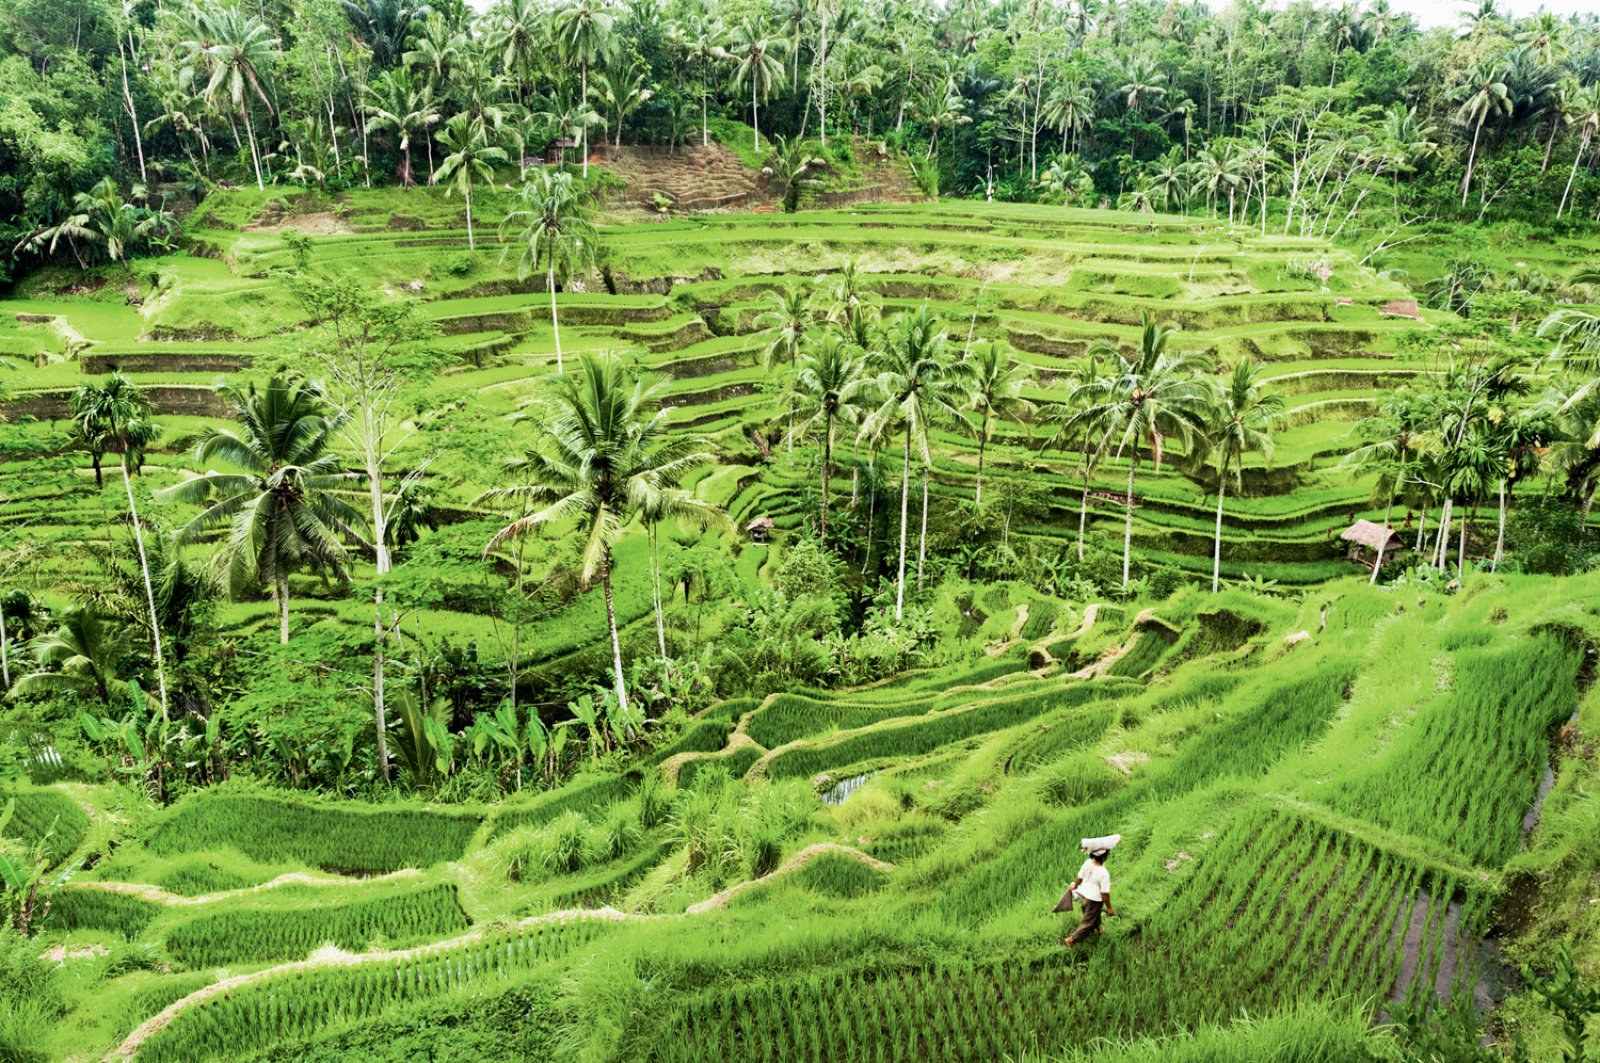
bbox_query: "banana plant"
[566,693,603,760]
[0,799,74,933]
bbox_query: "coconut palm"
[1451,60,1511,209]
[71,373,170,720]
[1045,74,1095,155]
[1342,390,1424,582]
[1558,83,1600,219]
[480,353,715,714]
[764,134,824,213]
[162,377,367,645]
[363,68,439,188]
[1043,349,1115,562]
[432,112,507,251]
[821,259,875,334]
[553,0,618,177]
[721,18,787,152]
[190,7,280,191]
[787,335,869,539]
[8,608,130,706]
[487,0,543,100]
[1073,316,1212,590]
[755,285,814,372]
[341,0,425,70]
[1198,360,1282,592]
[501,170,598,374]
[857,305,965,619]
[593,57,654,147]
[957,342,1034,508]
[1118,56,1167,115]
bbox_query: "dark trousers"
[1065,898,1103,944]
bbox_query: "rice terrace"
[6,1,1600,1060]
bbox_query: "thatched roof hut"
[746,516,775,542]
[1339,520,1401,556]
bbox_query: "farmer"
[1062,846,1116,947]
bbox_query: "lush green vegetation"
[5,0,1600,1059]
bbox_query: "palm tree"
[162,378,367,645]
[71,373,170,720]
[553,0,618,177]
[821,259,874,334]
[480,354,715,714]
[1342,390,1423,582]
[1451,60,1511,209]
[1198,360,1282,593]
[1045,74,1095,155]
[191,7,281,191]
[341,0,425,69]
[764,135,824,213]
[8,609,130,706]
[16,179,174,269]
[787,335,868,539]
[957,341,1034,508]
[1044,350,1114,563]
[1118,56,1167,115]
[1073,316,1211,590]
[857,305,964,619]
[593,57,654,147]
[363,69,439,188]
[755,284,814,373]
[487,0,543,100]
[914,86,971,163]
[1558,84,1600,219]
[721,18,787,152]
[501,170,598,374]
[432,112,507,251]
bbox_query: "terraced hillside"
[0,190,1431,632]
[23,573,1595,1060]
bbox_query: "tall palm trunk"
[1372,490,1396,585]
[894,426,910,620]
[601,552,629,712]
[369,472,393,783]
[276,571,290,645]
[1559,128,1593,219]
[820,415,833,539]
[752,78,761,153]
[1461,117,1484,209]
[1458,505,1468,575]
[1493,479,1507,572]
[649,527,667,660]
[122,458,169,723]
[582,65,590,178]
[1121,451,1137,591]
[1415,505,1428,552]
[974,408,989,507]
[917,465,929,588]
[244,103,265,191]
[464,184,475,250]
[1211,472,1226,593]
[1077,469,1091,561]
[548,264,564,373]
[1435,498,1454,568]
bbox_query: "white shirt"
[1074,858,1111,902]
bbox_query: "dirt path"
[686,844,893,914]
[107,907,634,1061]
[68,868,423,907]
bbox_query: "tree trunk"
[1461,118,1482,209]
[753,78,761,153]
[92,453,103,489]
[548,265,563,373]
[369,463,392,783]
[1559,129,1591,219]
[244,104,265,191]
[650,528,667,660]
[1415,505,1428,552]
[277,571,290,644]
[917,464,929,588]
[464,184,475,250]
[582,65,590,178]
[1372,491,1395,585]
[1458,503,1468,574]
[820,415,833,539]
[1077,473,1090,561]
[0,590,9,691]
[1211,473,1226,593]
[1121,453,1137,591]
[122,459,169,723]
[894,426,910,620]
[1493,479,1507,572]
[601,553,628,712]
[1435,497,1453,568]
[118,34,147,184]
[702,92,708,147]
[974,409,989,508]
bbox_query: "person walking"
[1062,847,1115,947]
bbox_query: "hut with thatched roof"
[1340,519,1403,578]
[746,516,775,543]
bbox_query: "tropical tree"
[341,0,426,69]
[721,18,787,152]
[15,179,175,269]
[481,354,715,714]
[1342,390,1424,582]
[755,284,814,372]
[8,608,130,706]
[1072,316,1212,590]
[363,68,439,188]
[432,112,508,251]
[858,305,964,619]
[957,341,1034,508]
[162,377,367,645]
[764,135,824,213]
[593,57,654,146]
[1198,360,1282,592]
[501,170,598,374]
[70,373,170,720]
[787,334,868,539]
[553,0,618,176]
[1043,348,1114,562]
[190,7,281,191]
[1451,60,1511,209]
[1558,83,1600,219]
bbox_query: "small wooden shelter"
[746,516,775,543]
[543,137,577,166]
[1339,520,1402,565]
